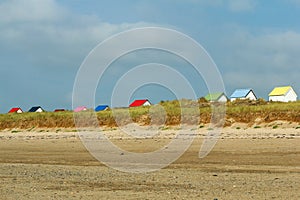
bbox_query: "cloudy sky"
[0,0,299,112]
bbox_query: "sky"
[0,0,299,112]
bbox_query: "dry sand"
[0,125,299,199]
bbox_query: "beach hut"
[95,105,109,112]
[54,109,65,112]
[8,107,23,113]
[28,106,44,113]
[74,106,87,112]
[268,86,297,102]
[230,88,257,102]
[204,92,228,102]
[129,99,151,107]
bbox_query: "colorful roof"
[74,106,87,112]
[230,89,252,98]
[204,92,226,101]
[54,109,65,112]
[269,86,292,96]
[28,106,44,112]
[95,105,109,112]
[129,99,150,107]
[8,107,23,113]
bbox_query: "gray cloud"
[222,30,300,71]
[0,0,299,112]
[0,0,154,112]
[0,0,153,68]
[215,28,300,97]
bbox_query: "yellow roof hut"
[269,86,297,102]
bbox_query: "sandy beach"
[0,125,299,199]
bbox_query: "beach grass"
[0,100,299,130]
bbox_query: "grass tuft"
[273,125,279,129]
[0,100,299,130]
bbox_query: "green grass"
[273,125,279,129]
[160,126,170,131]
[0,100,299,130]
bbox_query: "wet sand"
[0,127,299,199]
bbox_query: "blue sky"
[0,0,299,112]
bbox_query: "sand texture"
[0,126,299,199]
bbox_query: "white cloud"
[0,0,66,23]
[0,0,159,112]
[228,0,256,12]
[287,0,300,6]
[181,0,223,6]
[170,0,256,12]
[0,0,298,104]
[0,0,153,68]
[215,27,300,97]
[229,30,300,71]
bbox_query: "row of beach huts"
[7,99,152,114]
[6,85,298,114]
